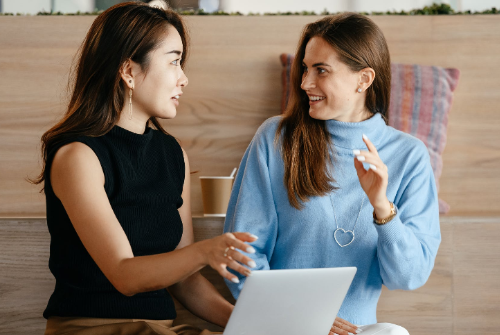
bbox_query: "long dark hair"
[277,13,391,209]
[30,2,189,187]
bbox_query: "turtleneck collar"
[325,113,387,150]
[109,124,154,147]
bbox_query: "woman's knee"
[385,323,409,335]
[358,323,409,335]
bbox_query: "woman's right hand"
[329,316,359,335]
[199,232,258,283]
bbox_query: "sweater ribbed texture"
[224,113,441,325]
[43,125,185,320]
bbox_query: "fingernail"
[250,234,259,240]
[356,328,363,333]
[362,134,368,140]
[352,149,361,155]
[246,246,256,254]
[349,333,354,335]
[231,277,240,283]
[369,164,377,171]
[247,260,257,268]
[245,270,252,276]
[356,156,365,162]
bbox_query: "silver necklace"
[330,195,365,248]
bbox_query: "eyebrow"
[303,62,331,67]
[166,50,182,55]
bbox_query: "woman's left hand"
[353,134,392,219]
[329,316,359,335]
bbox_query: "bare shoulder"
[51,141,104,196]
[180,146,188,161]
[180,147,190,178]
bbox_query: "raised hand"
[353,134,392,220]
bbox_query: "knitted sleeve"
[375,141,441,290]
[223,120,279,299]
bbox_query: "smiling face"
[301,36,371,122]
[127,24,188,121]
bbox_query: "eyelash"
[171,59,180,66]
[303,66,327,74]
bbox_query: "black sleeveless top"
[43,125,185,320]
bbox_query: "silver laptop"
[223,267,357,335]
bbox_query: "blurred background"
[1,0,498,15]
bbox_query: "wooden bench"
[1,216,499,335]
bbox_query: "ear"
[120,59,135,89]
[358,68,376,92]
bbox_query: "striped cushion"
[280,54,460,213]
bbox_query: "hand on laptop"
[329,316,360,335]
[200,232,258,284]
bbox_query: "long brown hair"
[277,13,391,209]
[30,2,189,187]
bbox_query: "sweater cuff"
[373,210,405,245]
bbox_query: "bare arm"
[168,149,234,327]
[51,142,256,297]
[170,272,234,327]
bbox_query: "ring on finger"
[223,246,234,257]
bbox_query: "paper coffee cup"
[200,176,234,217]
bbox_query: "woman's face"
[131,25,188,120]
[301,36,367,122]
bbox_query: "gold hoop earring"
[128,87,133,120]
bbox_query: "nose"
[300,71,315,91]
[178,69,188,87]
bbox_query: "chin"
[157,109,177,120]
[308,107,332,121]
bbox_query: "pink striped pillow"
[280,54,460,213]
[389,63,459,214]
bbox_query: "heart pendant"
[334,228,355,247]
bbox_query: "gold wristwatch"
[373,202,397,225]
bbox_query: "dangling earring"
[128,81,133,120]
[357,88,362,93]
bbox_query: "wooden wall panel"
[0,17,95,217]
[0,16,499,216]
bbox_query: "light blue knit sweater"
[223,113,441,325]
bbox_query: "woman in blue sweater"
[224,13,440,335]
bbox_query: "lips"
[171,94,181,106]
[308,94,326,106]
[171,93,182,106]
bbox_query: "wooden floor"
[1,216,499,335]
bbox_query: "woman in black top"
[31,3,257,334]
